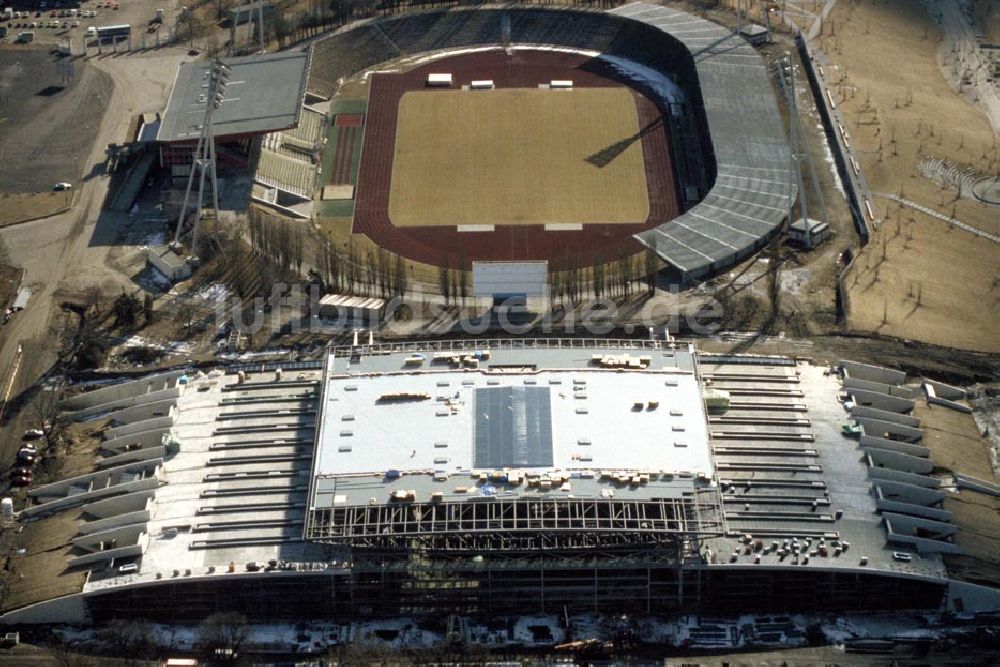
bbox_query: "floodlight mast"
[173,60,231,255]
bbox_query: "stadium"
[228,2,797,283]
[1,337,997,626]
[3,1,997,635]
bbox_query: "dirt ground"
[815,0,1000,353]
[0,48,112,193]
[389,87,649,227]
[0,191,70,226]
[944,489,1000,587]
[914,400,995,479]
[0,422,100,611]
[911,398,1000,587]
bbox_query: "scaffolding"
[306,490,724,552]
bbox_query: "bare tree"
[199,611,252,665]
[98,618,155,665]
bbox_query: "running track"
[352,50,681,269]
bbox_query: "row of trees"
[550,249,659,305]
[312,235,409,300]
[248,208,413,301]
[247,207,306,275]
[248,209,662,306]
[328,0,627,22]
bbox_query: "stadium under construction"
[2,339,997,625]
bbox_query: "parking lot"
[1,0,178,48]
[0,48,111,192]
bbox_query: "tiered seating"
[378,9,502,55]
[509,9,622,52]
[287,108,325,146]
[376,11,446,52]
[255,149,315,198]
[307,24,389,98]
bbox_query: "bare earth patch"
[820,0,1000,353]
[0,192,71,227]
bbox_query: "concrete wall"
[844,378,920,399]
[924,379,966,400]
[856,417,924,443]
[29,461,160,500]
[68,544,144,568]
[20,478,160,519]
[0,594,87,625]
[60,371,184,412]
[860,435,931,458]
[69,387,181,422]
[72,523,147,552]
[849,389,914,414]
[875,497,952,522]
[873,479,944,506]
[101,428,170,455]
[78,509,152,535]
[955,474,1000,497]
[850,405,921,427]
[867,449,934,474]
[97,446,166,469]
[104,416,174,441]
[925,384,973,414]
[83,490,155,519]
[869,466,941,488]
[887,532,962,555]
[948,580,1000,612]
[839,360,906,385]
[107,400,176,426]
[883,512,957,538]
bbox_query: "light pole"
[173,59,231,261]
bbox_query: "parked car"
[16,450,36,465]
[53,182,72,191]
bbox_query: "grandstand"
[4,340,998,625]
[157,49,310,168]
[253,107,326,201]
[307,2,794,281]
[254,149,316,199]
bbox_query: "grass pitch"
[388,87,650,227]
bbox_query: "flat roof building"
[2,340,997,625]
[157,50,310,144]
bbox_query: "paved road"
[0,48,188,400]
[874,192,1000,243]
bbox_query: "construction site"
[0,340,994,630]
[0,0,996,663]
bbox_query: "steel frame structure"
[305,490,723,552]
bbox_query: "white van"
[86,26,96,38]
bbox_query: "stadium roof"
[611,2,796,280]
[311,361,713,486]
[157,49,310,143]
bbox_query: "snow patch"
[598,54,687,112]
[118,335,192,355]
[189,282,230,302]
